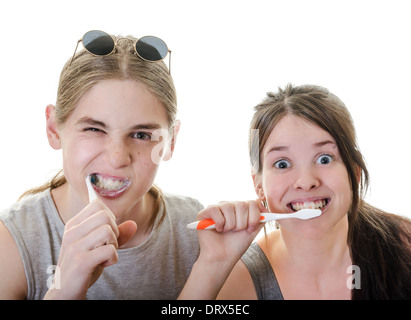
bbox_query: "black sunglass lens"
[82,30,115,55]
[136,36,168,61]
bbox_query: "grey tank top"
[241,242,284,300]
[0,189,203,299]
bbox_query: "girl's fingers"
[197,200,265,233]
[197,205,225,232]
[77,224,119,251]
[246,200,263,231]
[63,209,119,247]
[218,202,237,232]
[231,202,249,231]
[86,244,119,269]
[66,199,115,229]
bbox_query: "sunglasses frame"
[69,30,171,74]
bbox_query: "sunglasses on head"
[70,30,171,73]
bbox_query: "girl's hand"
[196,199,267,264]
[44,200,136,300]
[179,200,267,300]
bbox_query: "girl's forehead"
[69,79,169,127]
[265,115,335,149]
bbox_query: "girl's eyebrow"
[75,116,163,131]
[266,145,288,155]
[314,140,337,148]
[76,117,107,129]
[266,140,336,155]
[265,145,289,158]
[130,123,163,131]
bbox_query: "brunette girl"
[181,84,411,300]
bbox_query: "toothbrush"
[186,208,322,230]
[85,174,98,202]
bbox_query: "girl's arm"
[0,221,27,299]
[179,200,265,300]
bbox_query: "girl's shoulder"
[163,192,204,210]
[217,258,258,300]
[0,189,62,236]
[218,232,284,300]
[0,189,53,221]
[255,228,281,252]
[158,192,204,240]
[163,192,204,222]
[0,219,27,299]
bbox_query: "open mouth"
[90,173,131,198]
[287,198,330,212]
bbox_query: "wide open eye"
[316,154,333,165]
[274,159,291,169]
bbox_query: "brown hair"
[249,84,411,299]
[20,34,177,229]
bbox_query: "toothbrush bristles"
[90,174,97,184]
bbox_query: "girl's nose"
[293,168,320,191]
[105,138,132,168]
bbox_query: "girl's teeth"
[91,174,128,191]
[291,199,328,211]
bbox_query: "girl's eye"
[274,159,291,169]
[84,127,104,133]
[316,154,333,165]
[133,132,151,140]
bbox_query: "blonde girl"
[0,31,202,299]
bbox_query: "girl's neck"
[270,216,351,275]
[260,217,352,299]
[117,192,156,248]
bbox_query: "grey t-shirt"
[0,189,203,299]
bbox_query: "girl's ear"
[252,172,266,202]
[45,104,62,150]
[163,120,181,161]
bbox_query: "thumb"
[117,220,137,247]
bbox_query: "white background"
[0,0,410,218]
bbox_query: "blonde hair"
[20,34,177,229]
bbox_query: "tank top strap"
[241,242,284,300]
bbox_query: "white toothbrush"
[85,174,98,202]
[187,208,322,230]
